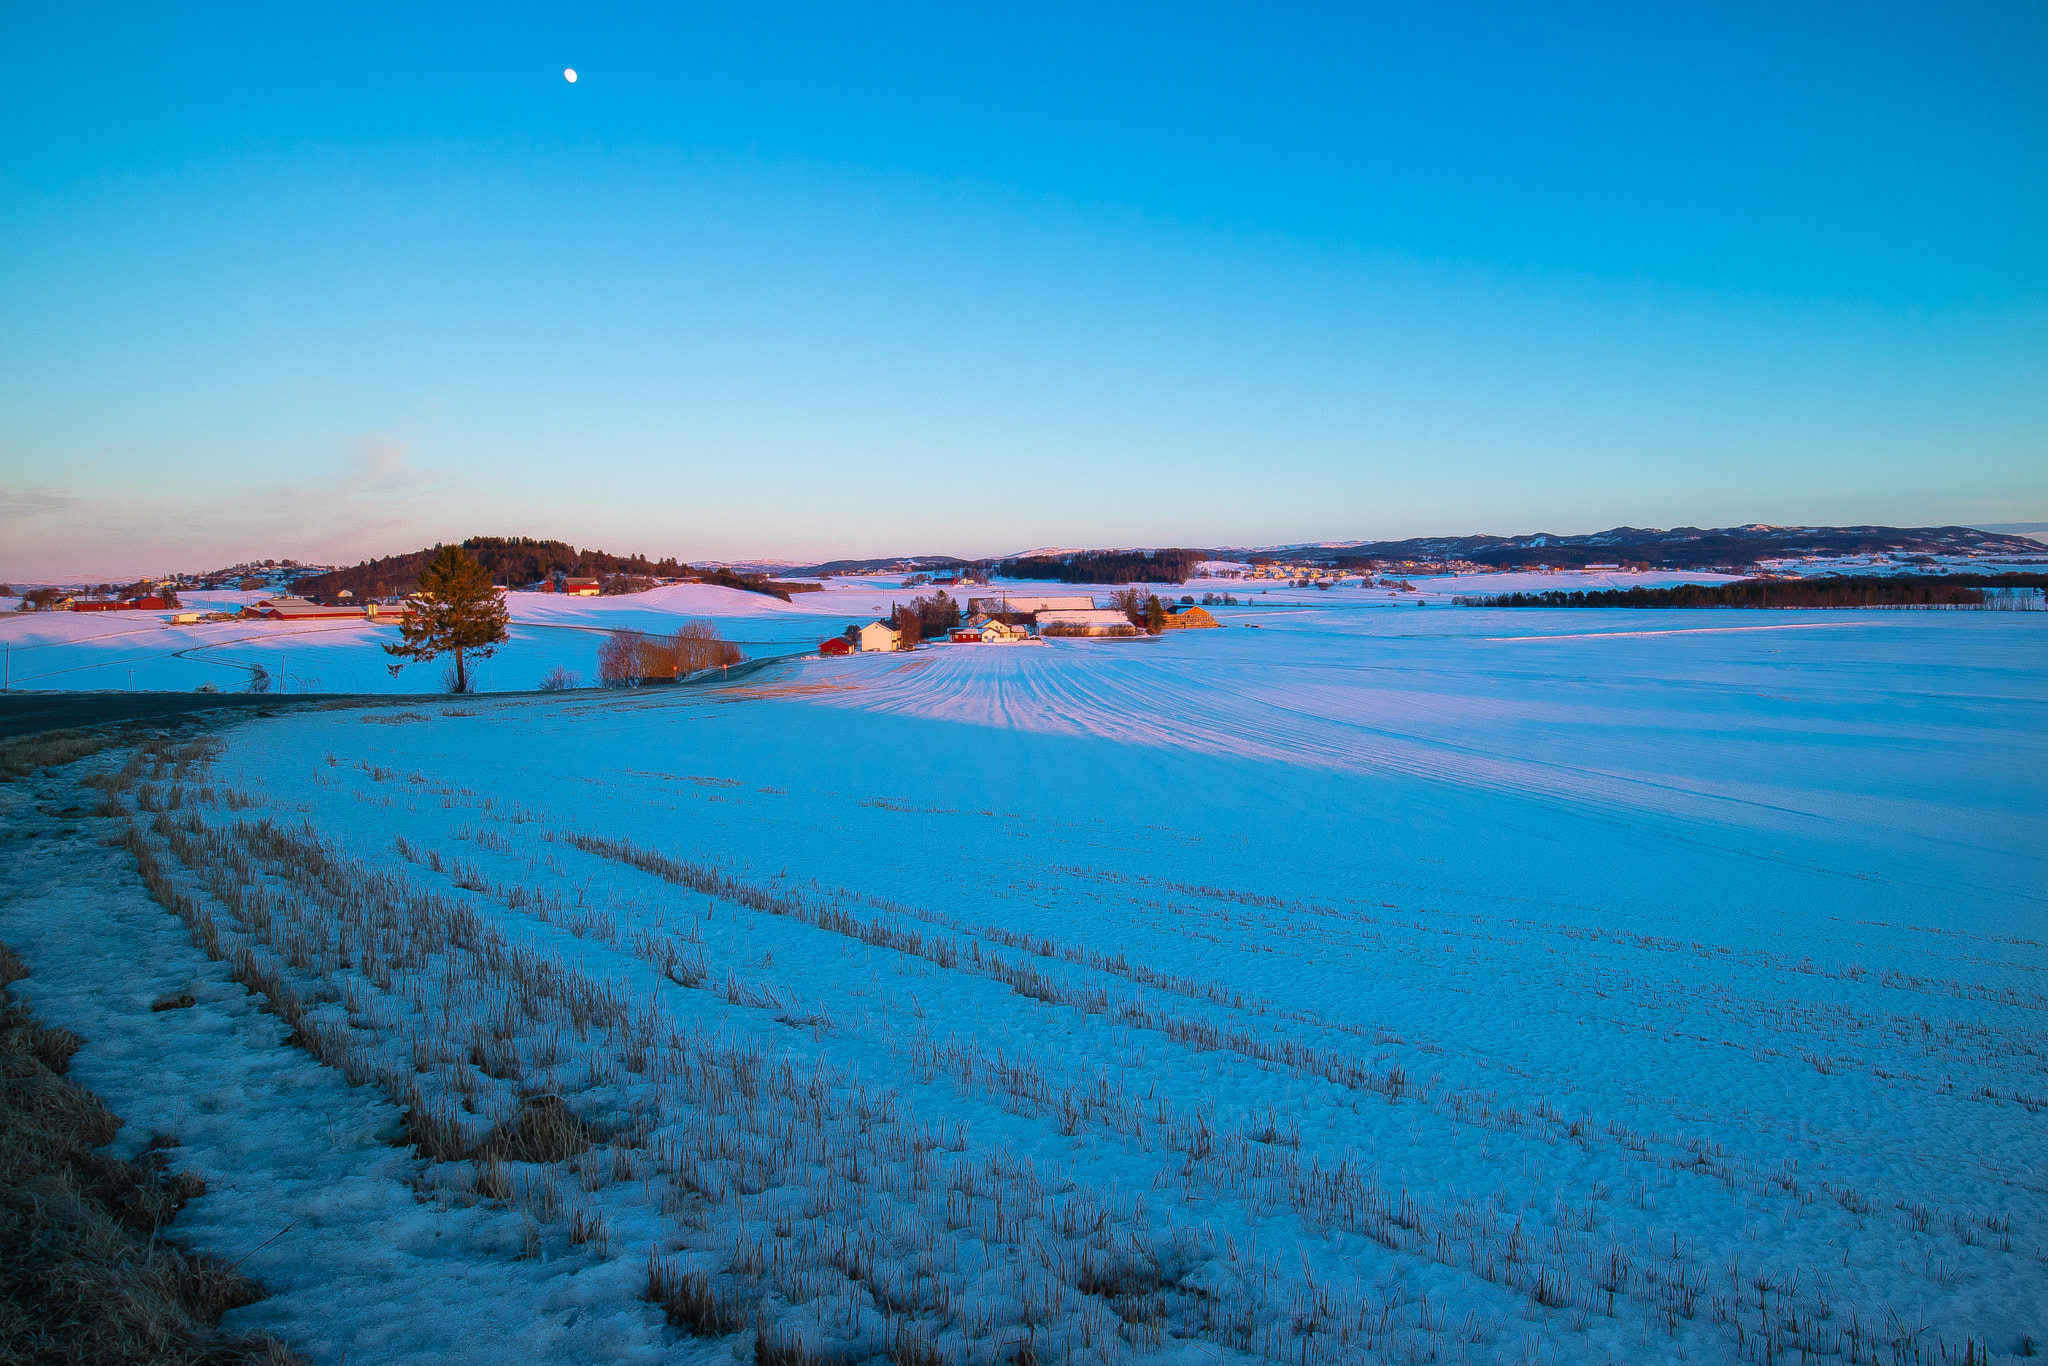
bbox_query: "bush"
[597,622,743,685]
[538,666,581,692]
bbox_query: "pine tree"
[383,545,510,693]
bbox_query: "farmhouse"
[563,577,602,596]
[856,621,902,652]
[1161,605,1221,629]
[950,619,1033,644]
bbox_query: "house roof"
[1036,609,1131,626]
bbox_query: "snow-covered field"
[0,571,1755,695]
[3,602,2043,1364]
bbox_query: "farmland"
[3,600,2043,1364]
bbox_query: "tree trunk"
[455,648,468,694]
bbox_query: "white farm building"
[1035,609,1136,636]
[856,621,902,652]
[966,594,1096,616]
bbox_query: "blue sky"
[3,2,2043,575]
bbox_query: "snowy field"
[0,571,1750,695]
[3,602,2044,1364]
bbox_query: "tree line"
[597,621,745,685]
[12,581,182,611]
[994,549,1206,585]
[1455,574,2047,610]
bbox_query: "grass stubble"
[7,727,2029,1366]
[0,939,301,1365]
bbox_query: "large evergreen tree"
[384,545,510,692]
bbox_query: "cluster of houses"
[60,594,177,613]
[819,593,1220,655]
[235,595,405,622]
[529,576,604,596]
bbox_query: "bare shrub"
[673,620,743,674]
[597,631,641,688]
[537,666,581,692]
[597,623,741,685]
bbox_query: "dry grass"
[96,740,2023,1366]
[474,1095,595,1164]
[0,944,302,1364]
[646,1256,750,1335]
[0,728,121,781]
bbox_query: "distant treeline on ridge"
[294,537,802,601]
[995,549,1206,585]
[1457,574,2047,610]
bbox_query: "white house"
[856,620,902,652]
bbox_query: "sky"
[2,2,2044,577]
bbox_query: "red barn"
[819,637,851,656]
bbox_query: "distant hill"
[296,524,2045,598]
[784,555,973,576]
[297,537,693,598]
[1244,525,2046,570]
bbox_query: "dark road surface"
[0,691,382,739]
[0,655,792,740]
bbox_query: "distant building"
[856,621,901,652]
[951,620,1032,644]
[1160,605,1220,630]
[240,598,369,621]
[1036,609,1137,636]
[967,594,1095,616]
[819,637,852,656]
[563,577,602,596]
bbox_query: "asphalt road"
[0,654,793,740]
[0,691,381,740]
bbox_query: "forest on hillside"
[995,549,1206,585]
[297,538,694,597]
[1455,574,2046,609]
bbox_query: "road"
[0,653,794,740]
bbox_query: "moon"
[563,68,578,83]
